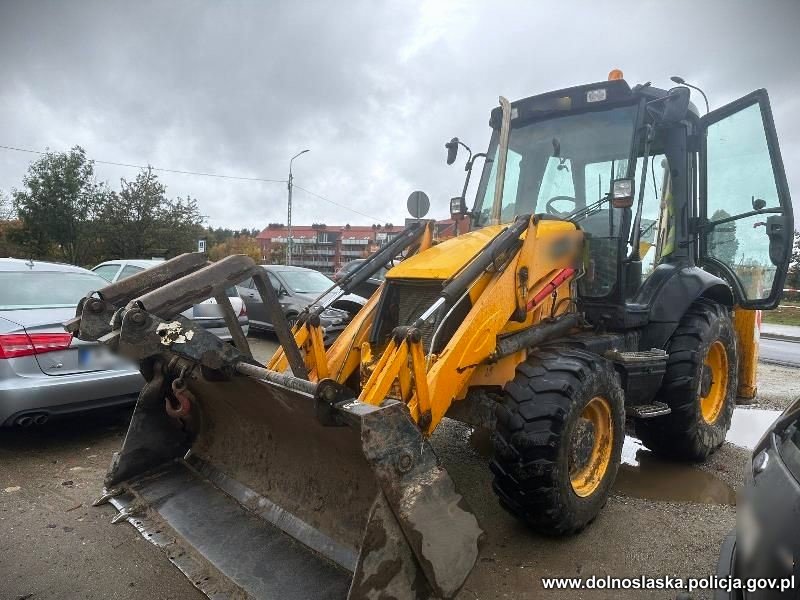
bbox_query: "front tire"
[491,347,625,535]
[636,298,737,461]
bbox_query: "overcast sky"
[1,0,798,230]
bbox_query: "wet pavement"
[759,337,800,366]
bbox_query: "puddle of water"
[727,407,781,450]
[614,407,780,506]
[614,448,736,505]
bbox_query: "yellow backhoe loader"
[71,72,793,599]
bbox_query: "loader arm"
[265,221,434,379]
[358,215,584,434]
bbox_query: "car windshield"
[278,270,332,294]
[0,271,108,309]
[475,104,639,235]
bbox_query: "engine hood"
[386,225,504,280]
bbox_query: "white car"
[92,259,249,342]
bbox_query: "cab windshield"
[474,104,639,235]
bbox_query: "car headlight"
[321,308,347,320]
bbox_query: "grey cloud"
[1,0,798,229]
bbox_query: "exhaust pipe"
[14,413,49,427]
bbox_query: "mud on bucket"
[99,369,483,600]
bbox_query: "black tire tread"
[636,298,737,461]
[491,346,624,535]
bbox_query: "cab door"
[698,89,793,309]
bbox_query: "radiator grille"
[372,280,471,353]
[394,281,442,351]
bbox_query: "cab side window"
[634,154,673,277]
[699,91,792,309]
[705,103,782,300]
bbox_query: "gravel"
[748,363,800,411]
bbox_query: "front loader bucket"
[73,252,482,599]
[103,370,481,600]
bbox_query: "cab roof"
[489,79,699,128]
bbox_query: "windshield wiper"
[566,193,611,223]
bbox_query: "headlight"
[321,308,347,321]
[752,449,770,474]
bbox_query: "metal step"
[605,348,668,363]
[626,401,672,419]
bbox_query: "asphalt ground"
[0,333,797,600]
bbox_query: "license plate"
[78,346,117,369]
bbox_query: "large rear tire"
[491,347,625,535]
[636,298,737,461]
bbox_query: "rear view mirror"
[647,87,690,124]
[662,87,691,122]
[445,137,459,165]
[766,215,788,267]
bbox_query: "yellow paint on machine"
[387,225,506,280]
[733,307,759,400]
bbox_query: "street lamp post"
[286,149,310,266]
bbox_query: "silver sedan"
[0,258,143,426]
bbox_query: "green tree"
[0,190,24,258]
[785,230,800,291]
[154,196,206,258]
[13,146,110,264]
[97,168,165,258]
[96,170,205,260]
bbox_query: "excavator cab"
[465,78,793,325]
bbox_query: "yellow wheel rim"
[569,396,614,498]
[701,340,728,424]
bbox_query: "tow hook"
[166,376,193,418]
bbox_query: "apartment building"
[256,219,466,274]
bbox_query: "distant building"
[256,219,467,274]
